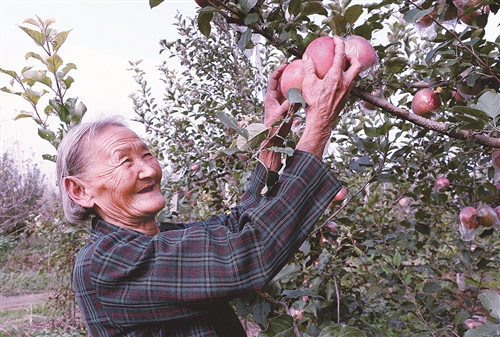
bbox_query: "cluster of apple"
[279,35,378,98]
[407,0,492,119]
[415,0,491,34]
[459,204,500,241]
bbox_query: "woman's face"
[81,125,166,227]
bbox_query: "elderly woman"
[57,37,361,337]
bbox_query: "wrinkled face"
[81,125,166,226]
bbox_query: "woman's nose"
[137,159,157,179]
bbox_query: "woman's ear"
[64,176,94,209]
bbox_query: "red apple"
[453,0,482,10]
[477,205,499,228]
[434,176,450,192]
[459,206,480,230]
[411,88,442,118]
[344,35,378,73]
[279,59,305,97]
[457,6,490,25]
[398,196,411,207]
[494,206,500,223]
[416,12,435,29]
[492,149,500,170]
[452,89,465,102]
[304,36,337,79]
[436,1,458,22]
[195,0,210,7]
[191,163,201,172]
[333,187,347,201]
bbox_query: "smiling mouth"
[138,186,155,193]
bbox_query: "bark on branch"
[351,88,500,148]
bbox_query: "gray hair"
[56,115,129,224]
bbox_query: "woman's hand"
[259,63,293,171]
[296,36,362,158]
[263,63,293,137]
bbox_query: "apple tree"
[137,0,500,336]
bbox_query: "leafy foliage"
[0,148,46,235]
[0,15,86,161]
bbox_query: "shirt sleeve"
[86,150,341,325]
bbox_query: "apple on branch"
[279,59,305,97]
[344,35,379,77]
[434,176,450,192]
[458,206,480,241]
[411,88,442,119]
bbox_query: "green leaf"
[1,86,22,95]
[62,75,75,89]
[22,70,52,87]
[288,0,302,16]
[272,263,301,282]
[22,88,47,105]
[72,101,87,125]
[374,173,399,183]
[239,0,258,15]
[52,30,72,52]
[236,123,269,151]
[385,57,408,73]
[60,63,77,77]
[217,111,247,138]
[45,53,63,73]
[49,98,70,124]
[149,0,164,8]
[423,282,441,294]
[197,11,213,37]
[463,322,500,337]
[251,302,271,326]
[453,310,470,325]
[392,251,402,267]
[244,13,259,25]
[38,127,56,141]
[349,155,373,172]
[477,91,500,119]
[451,106,490,121]
[301,2,327,17]
[0,68,19,79]
[258,314,297,337]
[478,291,500,319]
[344,5,363,24]
[237,28,253,50]
[281,289,318,299]
[285,88,307,107]
[42,154,57,162]
[25,51,46,64]
[318,323,367,337]
[14,112,33,120]
[18,26,46,46]
[403,8,433,24]
[364,121,393,137]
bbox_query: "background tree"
[0,145,46,236]
[129,0,500,336]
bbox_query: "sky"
[0,0,198,183]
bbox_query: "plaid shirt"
[74,150,340,336]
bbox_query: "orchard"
[1,0,500,336]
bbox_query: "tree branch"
[351,88,500,148]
